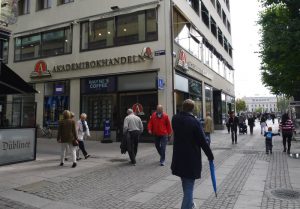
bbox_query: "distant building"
[243,97,277,113]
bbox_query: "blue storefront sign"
[81,76,116,94]
[103,120,111,138]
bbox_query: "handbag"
[72,139,79,146]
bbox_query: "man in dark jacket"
[171,99,214,209]
[229,111,239,144]
[247,114,255,135]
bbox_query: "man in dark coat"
[247,114,255,135]
[171,99,214,209]
[229,111,239,144]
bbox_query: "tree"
[255,107,263,113]
[277,95,290,113]
[258,0,300,97]
[236,99,246,113]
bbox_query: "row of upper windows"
[18,0,74,15]
[186,1,232,56]
[247,104,277,107]
[188,0,231,35]
[13,9,158,62]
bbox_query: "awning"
[0,63,38,95]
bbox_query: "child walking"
[264,127,280,154]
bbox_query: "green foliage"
[255,107,263,113]
[277,95,290,113]
[236,99,246,113]
[258,0,300,97]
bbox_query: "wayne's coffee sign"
[81,76,116,94]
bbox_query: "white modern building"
[2,0,235,140]
[244,96,277,113]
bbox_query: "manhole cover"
[289,153,300,159]
[270,189,300,200]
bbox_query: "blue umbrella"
[209,160,217,197]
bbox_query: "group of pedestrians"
[122,100,214,209]
[56,110,90,168]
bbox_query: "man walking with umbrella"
[171,99,214,209]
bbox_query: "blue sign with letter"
[158,78,164,90]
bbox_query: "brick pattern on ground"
[0,196,39,209]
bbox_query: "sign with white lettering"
[0,128,36,165]
[81,76,116,94]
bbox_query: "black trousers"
[78,140,88,157]
[127,130,140,164]
[265,139,272,153]
[231,127,237,143]
[282,132,293,151]
[249,126,254,135]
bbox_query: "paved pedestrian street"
[0,120,300,209]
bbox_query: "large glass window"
[14,27,72,61]
[188,0,199,15]
[216,0,221,17]
[218,27,223,46]
[44,81,70,128]
[205,85,213,115]
[81,9,157,51]
[2,39,9,64]
[210,17,217,37]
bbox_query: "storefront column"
[70,79,80,119]
[35,83,44,126]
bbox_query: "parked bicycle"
[37,124,52,138]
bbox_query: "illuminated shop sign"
[81,76,116,93]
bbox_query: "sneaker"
[76,157,82,161]
[85,154,90,159]
[59,162,64,166]
[192,202,196,209]
[160,162,165,166]
[72,163,77,168]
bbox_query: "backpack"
[266,132,272,140]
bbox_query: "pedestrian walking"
[238,114,245,134]
[279,113,295,154]
[148,104,172,166]
[228,111,239,144]
[123,109,143,165]
[171,99,214,209]
[247,114,255,135]
[225,114,230,134]
[260,116,267,135]
[57,110,78,168]
[264,127,280,154]
[77,113,91,159]
[204,112,213,146]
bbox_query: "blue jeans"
[155,135,168,163]
[181,178,195,209]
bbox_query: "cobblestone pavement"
[0,196,39,209]
[1,120,300,209]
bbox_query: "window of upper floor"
[227,20,231,34]
[201,2,209,28]
[218,27,223,46]
[216,0,221,18]
[210,16,217,38]
[225,0,230,11]
[187,0,199,15]
[37,0,52,11]
[222,10,227,26]
[80,9,157,51]
[18,0,30,16]
[210,0,216,7]
[14,26,72,62]
[57,0,74,6]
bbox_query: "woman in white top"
[76,113,90,159]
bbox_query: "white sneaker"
[191,202,196,209]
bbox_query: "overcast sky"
[230,0,273,98]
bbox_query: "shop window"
[57,0,74,5]
[18,0,30,15]
[216,0,221,17]
[205,85,213,115]
[189,79,203,118]
[37,0,52,10]
[210,16,217,37]
[201,2,209,28]
[81,9,157,51]
[82,95,117,130]
[44,81,70,128]
[14,26,72,61]
[2,39,9,64]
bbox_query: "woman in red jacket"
[148,105,172,166]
